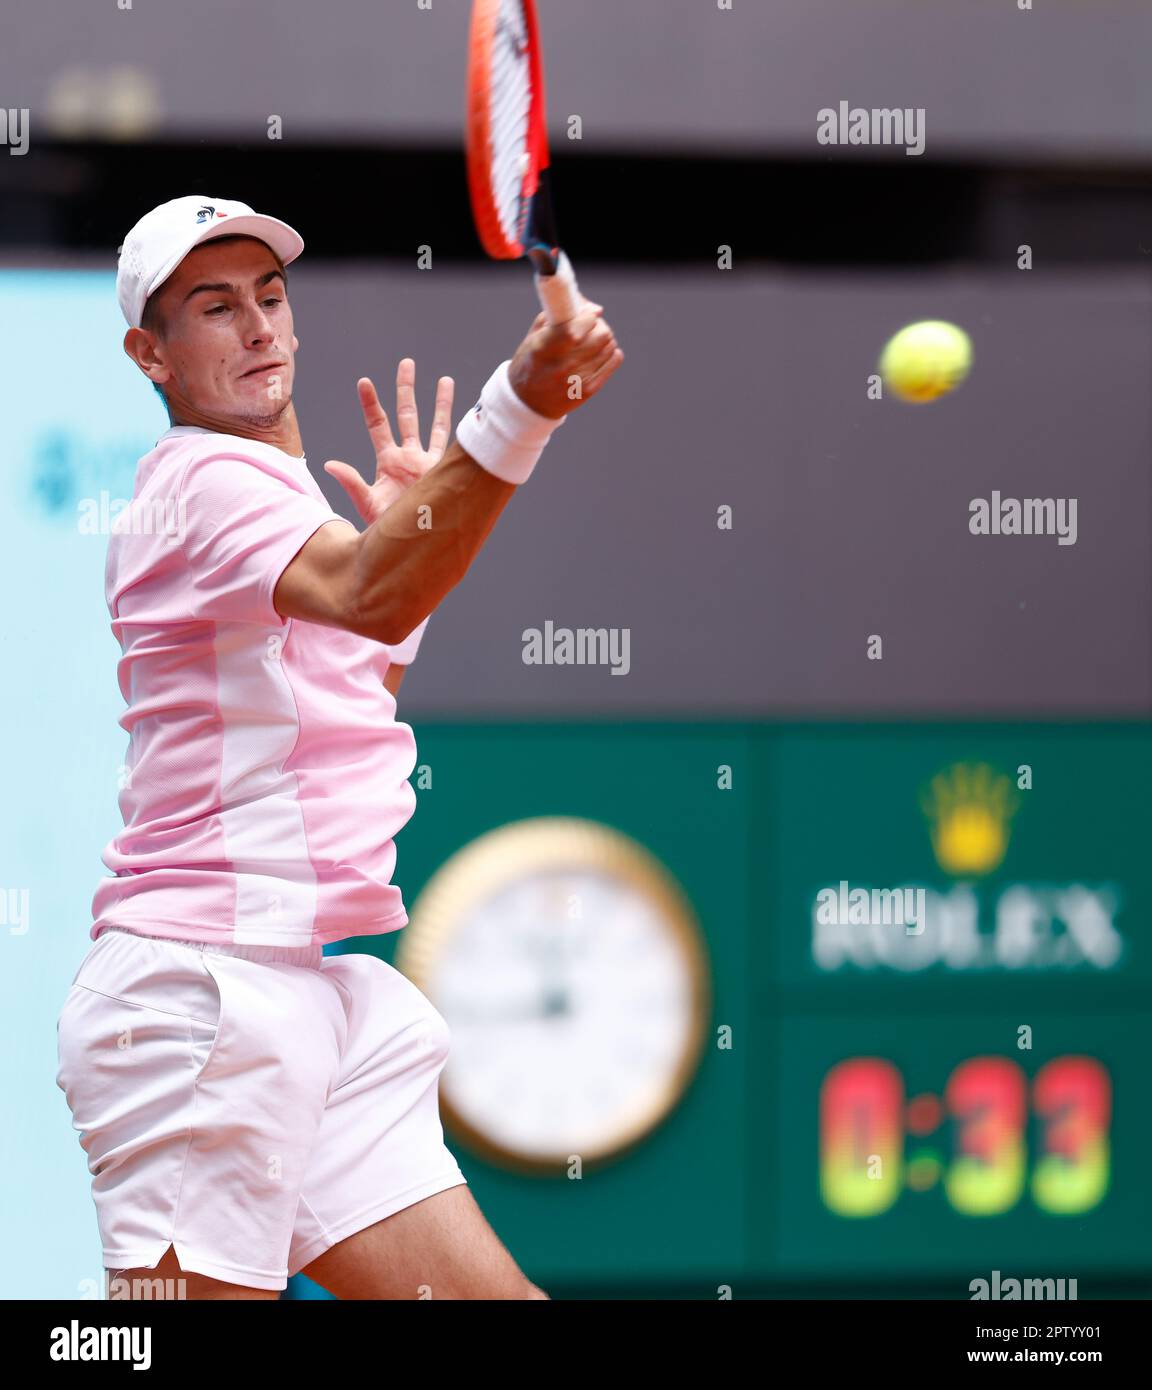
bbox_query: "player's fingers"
[561,302,605,328]
[357,378,396,453]
[566,322,618,371]
[564,333,617,387]
[427,375,455,456]
[395,358,419,448]
[578,346,625,400]
[324,459,372,517]
[556,311,613,352]
[582,340,622,388]
[525,309,549,338]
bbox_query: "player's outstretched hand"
[508,303,624,421]
[324,359,455,524]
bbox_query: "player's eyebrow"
[182,268,286,304]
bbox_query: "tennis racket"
[466,0,585,327]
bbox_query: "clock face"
[397,819,710,1171]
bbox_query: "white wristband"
[386,615,429,666]
[455,359,564,484]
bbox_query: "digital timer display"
[764,1009,1148,1279]
[820,1055,1111,1218]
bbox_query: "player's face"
[148,237,298,427]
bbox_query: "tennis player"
[54,195,623,1301]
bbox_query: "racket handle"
[533,249,584,326]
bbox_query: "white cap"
[116,195,305,329]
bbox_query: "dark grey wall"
[284,264,1148,716]
[4,255,1148,715]
[3,0,1151,158]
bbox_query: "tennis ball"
[879,320,972,403]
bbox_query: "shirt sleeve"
[383,614,430,666]
[178,452,348,625]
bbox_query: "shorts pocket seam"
[189,955,226,1086]
[67,983,219,1028]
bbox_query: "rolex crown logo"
[921,762,1019,877]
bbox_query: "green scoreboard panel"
[341,721,1151,1296]
[748,725,1151,1291]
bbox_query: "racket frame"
[466,0,579,313]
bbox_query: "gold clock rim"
[395,816,712,1175]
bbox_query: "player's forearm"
[348,440,515,644]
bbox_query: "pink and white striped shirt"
[91,425,421,947]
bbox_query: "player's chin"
[233,375,292,411]
[229,385,291,422]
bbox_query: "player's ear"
[124,326,172,385]
[292,333,299,353]
[124,326,157,375]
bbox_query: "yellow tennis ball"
[879,320,972,403]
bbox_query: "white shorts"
[55,926,467,1292]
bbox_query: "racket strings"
[488,0,533,241]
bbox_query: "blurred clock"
[396,817,710,1173]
